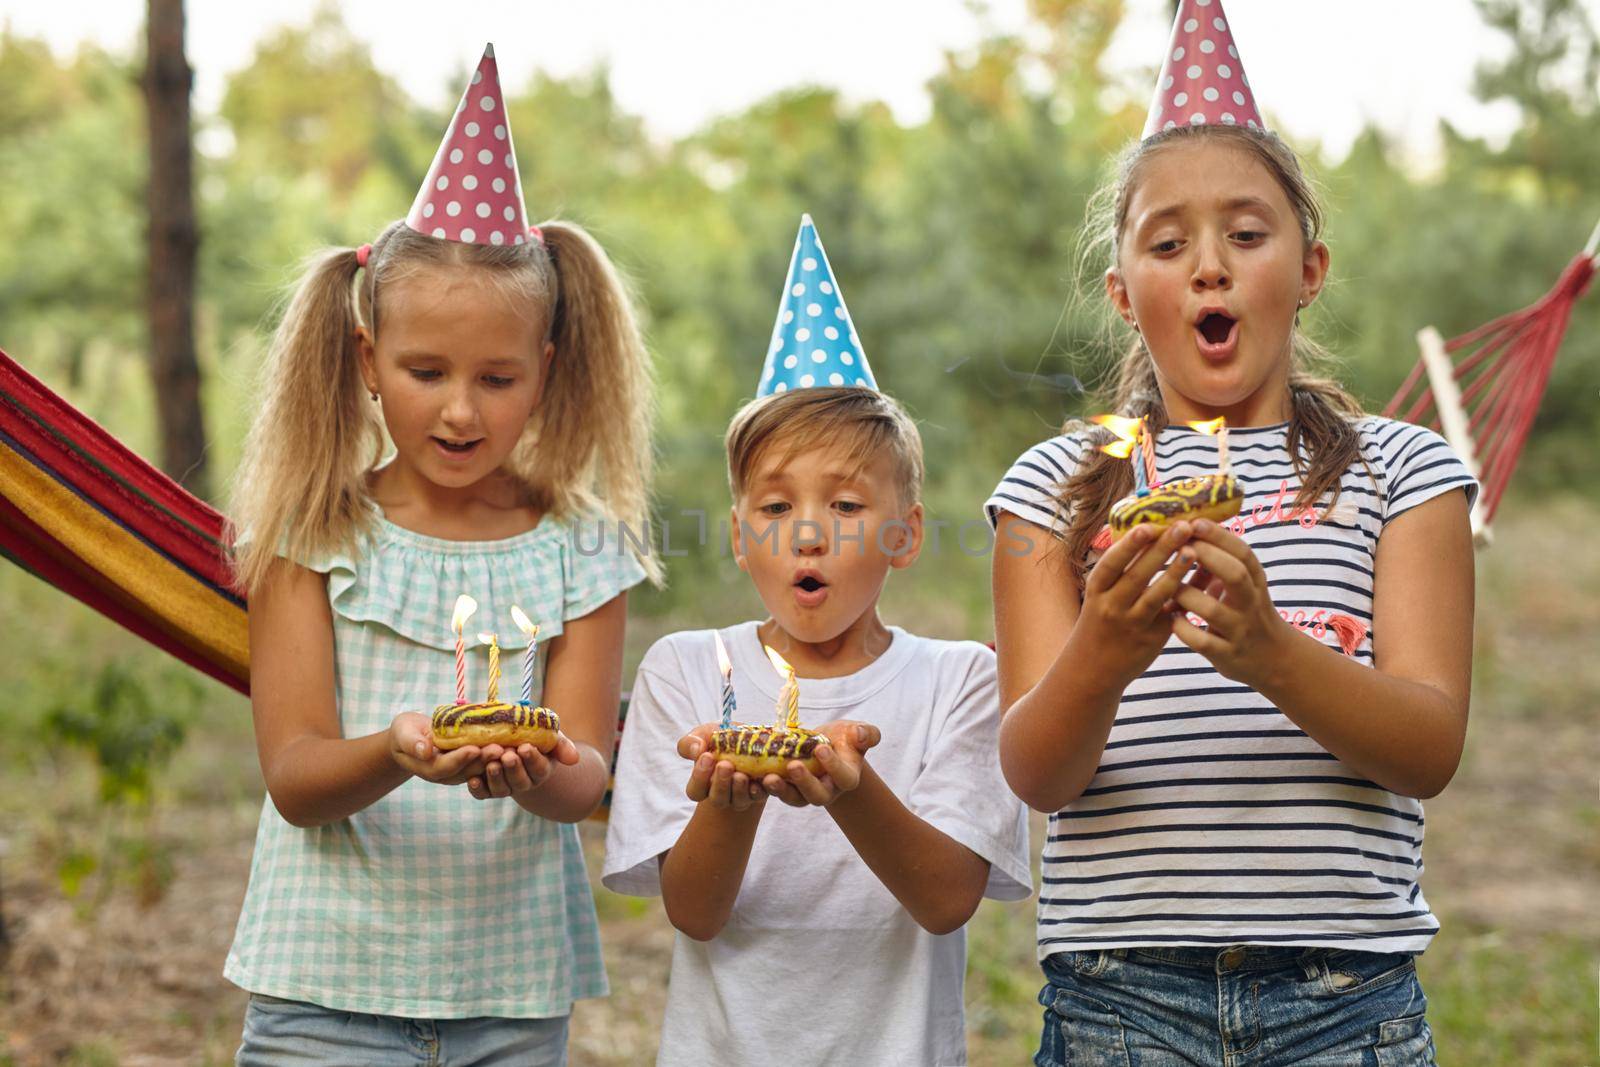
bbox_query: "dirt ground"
[1,503,1596,1065]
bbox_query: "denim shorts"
[236,994,570,1067]
[1036,945,1435,1066]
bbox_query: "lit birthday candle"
[713,632,737,729]
[450,595,477,705]
[763,645,799,732]
[477,631,501,703]
[510,605,540,705]
[1188,416,1230,476]
[1091,413,1148,495]
[1140,421,1159,488]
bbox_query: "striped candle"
[478,632,500,703]
[450,594,477,705]
[510,605,540,705]
[1141,421,1159,489]
[763,644,799,732]
[713,631,736,728]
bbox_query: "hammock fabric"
[1382,249,1597,528]
[0,346,248,693]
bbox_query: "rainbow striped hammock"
[1,236,1594,727]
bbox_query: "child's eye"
[835,501,864,515]
[483,375,516,388]
[408,368,442,382]
[759,502,790,517]
[1151,239,1183,254]
[1232,230,1265,244]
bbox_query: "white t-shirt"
[985,416,1478,959]
[603,621,1032,1067]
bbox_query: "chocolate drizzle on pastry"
[1109,474,1243,536]
[711,724,823,761]
[431,701,560,737]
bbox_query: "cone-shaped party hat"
[1144,0,1263,138]
[756,215,877,397]
[406,44,533,246]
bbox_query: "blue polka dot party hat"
[756,215,877,396]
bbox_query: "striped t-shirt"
[984,416,1476,957]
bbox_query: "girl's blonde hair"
[229,219,660,593]
[1055,124,1364,585]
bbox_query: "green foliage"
[38,659,199,910]
[43,660,193,807]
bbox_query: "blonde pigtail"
[228,247,382,595]
[521,221,663,586]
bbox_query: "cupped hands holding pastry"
[760,720,880,808]
[1168,518,1295,688]
[388,711,489,785]
[465,735,582,800]
[677,725,767,813]
[1075,520,1200,686]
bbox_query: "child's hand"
[464,734,581,800]
[1170,519,1294,687]
[388,711,487,785]
[678,726,764,813]
[761,721,880,808]
[1076,521,1198,686]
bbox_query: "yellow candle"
[478,631,501,703]
[763,644,799,732]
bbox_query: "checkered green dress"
[224,514,645,1019]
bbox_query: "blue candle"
[510,605,540,705]
[713,631,737,728]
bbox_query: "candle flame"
[1091,413,1144,440]
[451,594,478,634]
[477,631,498,647]
[1091,413,1144,459]
[713,631,733,676]
[763,644,794,679]
[1100,437,1137,459]
[509,605,539,639]
[1187,417,1227,436]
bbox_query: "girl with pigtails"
[988,4,1472,1064]
[224,46,656,1063]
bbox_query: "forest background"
[0,0,1596,1063]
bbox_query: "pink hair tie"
[355,243,372,268]
[526,225,544,245]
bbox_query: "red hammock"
[0,346,248,694]
[1382,240,1597,534]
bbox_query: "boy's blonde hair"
[229,218,660,594]
[725,387,923,508]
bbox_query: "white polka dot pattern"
[756,215,879,397]
[405,45,531,245]
[1142,0,1262,138]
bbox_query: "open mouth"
[1197,312,1237,346]
[433,436,483,454]
[795,574,827,593]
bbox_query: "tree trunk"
[144,0,208,498]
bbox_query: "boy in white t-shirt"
[602,217,1031,1067]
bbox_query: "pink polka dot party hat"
[406,44,533,247]
[1143,0,1263,137]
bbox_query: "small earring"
[369,391,379,402]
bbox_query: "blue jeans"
[237,994,570,1066]
[1036,946,1435,1066]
